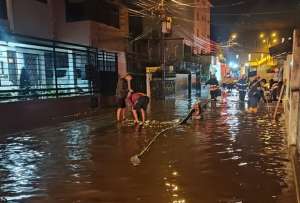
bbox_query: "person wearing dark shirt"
[19,67,31,96]
[236,75,248,102]
[247,80,266,113]
[116,74,132,121]
[128,92,150,124]
[205,75,219,101]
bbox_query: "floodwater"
[0,93,297,203]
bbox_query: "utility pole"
[154,0,172,99]
[159,0,166,98]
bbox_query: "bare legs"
[140,109,146,123]
[132,108,146,124]
[132,109,138,124]
[117,108,126,121]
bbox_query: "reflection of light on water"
[224,100,240,142]
[66,123,91,161]
[0,137,45,201]
[164,166,186,203]
[173,199,186,203]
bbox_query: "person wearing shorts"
[116,74,132,121]
[128,92,149,124]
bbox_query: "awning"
[269,39,293,59]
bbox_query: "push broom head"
[130,155,141,166]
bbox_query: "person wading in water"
[247,79,266,113]
[206,74,220,101]
[116,74,133,121]
[237,75,248,102]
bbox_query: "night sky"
[211,0,300,42]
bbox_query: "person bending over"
[128,92,150,124]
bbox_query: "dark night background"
[211,0,300,42]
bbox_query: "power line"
[212,10,299,16]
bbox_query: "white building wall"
[9,0,53,39]
[52,0,91,46]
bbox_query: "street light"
[259,31,279,49]
[259,33,265,39]
[231,33,237,40]
[271,32,277,38]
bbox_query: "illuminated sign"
[146,66,160,73]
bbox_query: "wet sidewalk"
[0,94,297,203]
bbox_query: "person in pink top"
[128,92,150,124]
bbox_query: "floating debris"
[238,162,248,167]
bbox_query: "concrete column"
[290,29,300,151]
[6,0,15,32]
[117,52,127,76]
[284,55,292,144]
[289,91,299,146]
[48,0,55,39]
[195,70,201,96]
[146,73,152,98]
[188,73,192,98]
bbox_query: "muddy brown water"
[0,95,296,203]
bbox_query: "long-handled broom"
[130,108,195,166]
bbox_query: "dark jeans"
[210,90,217,100]
[271,89,278,101]
[239,91,246,101]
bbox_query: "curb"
[291,147,300,203]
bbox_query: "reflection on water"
[0,135,45,201]
[66,122,92,161]
[0,94,296,202]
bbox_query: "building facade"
[0,0,129,103]
[165,0,212,80]
[0,0,8,32]
[53,0,129,76]
[128,0,211,72]
[193,0,211,54]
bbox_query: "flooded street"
[0,94,296,203]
